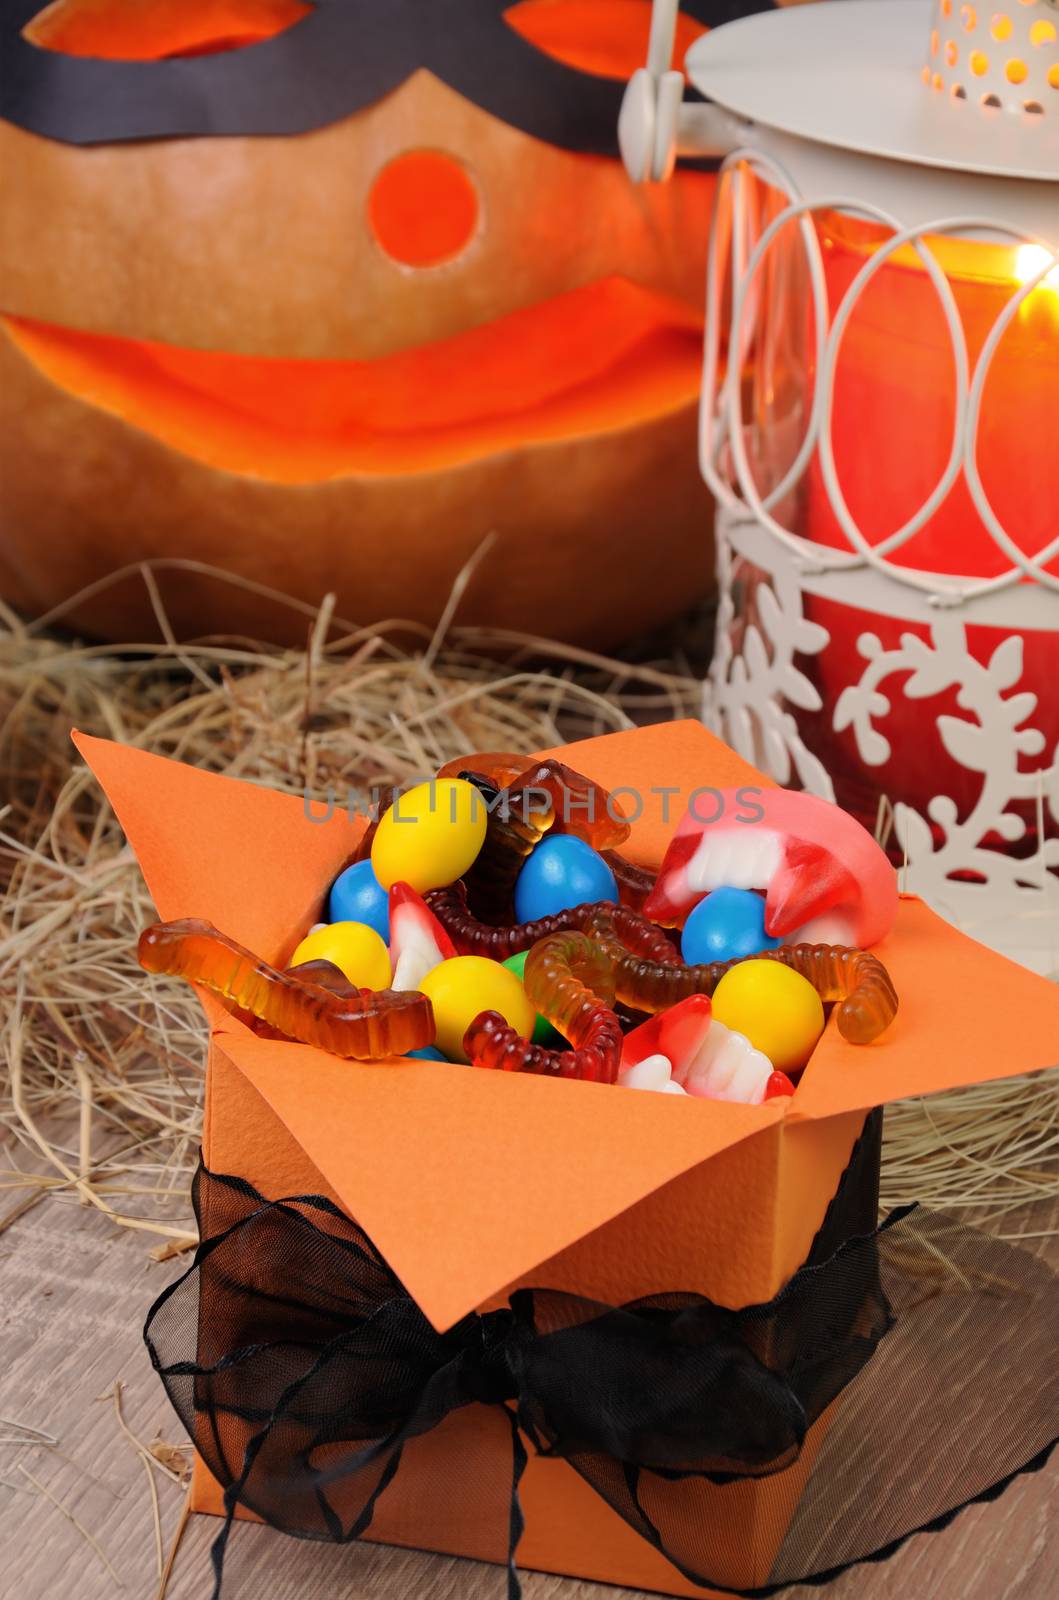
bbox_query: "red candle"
[797,214,1059,836]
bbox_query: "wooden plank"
[1,1184,1056,1600]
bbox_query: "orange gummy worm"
[436,751,531,789]
[465,930,624,1083]
[138,919,435,1058]
[583,915,898,1045]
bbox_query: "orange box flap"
[74,721,1059,1330]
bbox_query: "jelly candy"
[418,954,536,1064]
[680,887,781,965]
[459,771,550,922]
[682,1019,786,1103]
[425,881,601,960]
[138,919,434,1058]
[435,751,530,789]
[407,1044,448,1062]
[388,881,457,992]
[586,909,899,1047]
[502,950,566,1047]
[466,931,623,1084]
[290,920,392,991]
[710,960,825,1074]
[437,753,631,852]
[644,786,898,948]
[620,995,713,1078]
[458,753,634,922]
[602,850,656,913]
[514,835,618,923]
[327,858,390,942]
[371,777,487,894]
[620,995,783,1104]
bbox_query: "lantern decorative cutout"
[0,0,772,648]
[622,0,1059,972]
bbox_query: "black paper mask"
[1,0,778,153]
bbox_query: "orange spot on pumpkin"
[23,0,311,59]
[368,153,480,270]
[504,0,706,81]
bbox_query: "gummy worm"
[464,931,624,1083]
[437,753,631,851]
[425,881,595,959]
[601,851,656,914]
[582,911,898,1045]
[436,751,531,789]
[138,919,435,1059]
[459,771,553,923]
[425,876,674,956]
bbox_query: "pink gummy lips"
[643,786,897,949]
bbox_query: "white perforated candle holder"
[926,0,1059,113]
[620,0,1059,972]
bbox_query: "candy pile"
[138,752,899,1105]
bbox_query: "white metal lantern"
[621,0,1059,972]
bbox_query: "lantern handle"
[619,0,743,183]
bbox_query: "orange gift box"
[75,720,1059,1598]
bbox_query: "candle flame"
[1014,244,1059,294]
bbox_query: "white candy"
[618,1053,677,1093]
[685,827,784,895]
[392,939,443,993]
[682,1021,774,1105]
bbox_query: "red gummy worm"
[138,919,435,1058]
[459,771,552,923]
[425,882,594,958]
[425,883,674,961]
[602,851,657,913]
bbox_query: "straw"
[1,562,1055,1242]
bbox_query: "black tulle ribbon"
[145,1147,1058,1599]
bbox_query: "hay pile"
[1,564,1056,1248]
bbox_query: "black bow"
[145,1155,1058,1598]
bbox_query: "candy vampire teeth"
[388,881,457,992]
[620,994,712,1074]
[643,787,898,949]
[682,1021,778,1105]
[619,997,783,1106]
[617,1053,687,1095]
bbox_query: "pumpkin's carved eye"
[23,0,313,61]
[504,0,707,81]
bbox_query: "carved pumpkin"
[0,1,781,645]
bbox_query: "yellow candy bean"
[371,778,487,893]
[710,959,825,1074]
[290,921,391,991]
[418,956,536,1064]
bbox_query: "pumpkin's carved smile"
[1,279,704,483]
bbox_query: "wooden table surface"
[2,1167,1056,1600]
